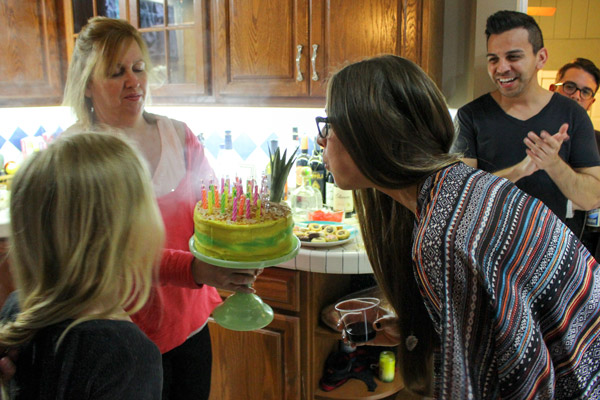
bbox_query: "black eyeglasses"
[555,81,596,100]
[315,116,330,139]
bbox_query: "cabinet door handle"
[296,45,304,82]
[311,44,319,81]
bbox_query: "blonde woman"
[0,133,165,399]
[62,17,259,399]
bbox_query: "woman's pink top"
[131,118,221,353]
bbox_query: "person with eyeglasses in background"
[550,58,600,259]
[452,11,600,226]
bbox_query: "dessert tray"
[296,221,357,248]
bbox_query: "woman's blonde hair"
[0,132,164,352]
[62,17,152,129]
[326,55,460,394]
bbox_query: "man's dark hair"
[557,58,600,91]
[486,10,544,54]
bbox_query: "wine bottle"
[295,135,310,187]
[309,140,325,202]
[325,171,335,208]
[333,184,354,218]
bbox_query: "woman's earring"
[406,333,418,351]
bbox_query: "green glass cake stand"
[189,236,300,331]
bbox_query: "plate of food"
[293,221,357,248]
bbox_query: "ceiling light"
[527,7,556,16]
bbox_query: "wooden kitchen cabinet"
[0,0,67,106]
[211,0,444,106]
[2,0,443,107]
[208,267,393,400]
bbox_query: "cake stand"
[189,236,300,331]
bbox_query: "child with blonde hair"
[0,132,165,399]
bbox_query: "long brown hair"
[326,55,459,393]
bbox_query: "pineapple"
[269,146,298,203]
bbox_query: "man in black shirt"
[452,11,600,221]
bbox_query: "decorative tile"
[233,133,256,160]
[203,133,222,159]
[9,128,28,151]
[260,133,280,156]
[0,137,5,150]
[34,127,46,137]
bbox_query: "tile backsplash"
[0,106,324,181]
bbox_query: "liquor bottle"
[295,135,310,187]
[216,130,239,180]
[325,171,335,208]
[309,140,325,202]
[289,166,323,222]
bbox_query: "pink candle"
[232,195,238,221]
[246,195,251,219]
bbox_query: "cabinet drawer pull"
[311,44,319,81]
[296,45,304,82]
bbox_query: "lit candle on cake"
[246,195,252,219]
[221,192,226,214]
[240,196,245,217]
[208,191,213,214]
[201,185,207,209]
[232,195,238,221]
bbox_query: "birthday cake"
[192,180,295,262]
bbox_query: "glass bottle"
[295,135,310,187]
[216,130,239,180]
[289,166,323,222]
[309,140,325,202]
[333,185,354,218]
[325,171,335,208]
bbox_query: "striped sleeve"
[414,164,600,399]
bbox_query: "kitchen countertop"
[278,237,372,274]
[278,218,373,274]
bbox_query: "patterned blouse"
[414,162,600,399]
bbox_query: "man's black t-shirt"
[452,92,600,220]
